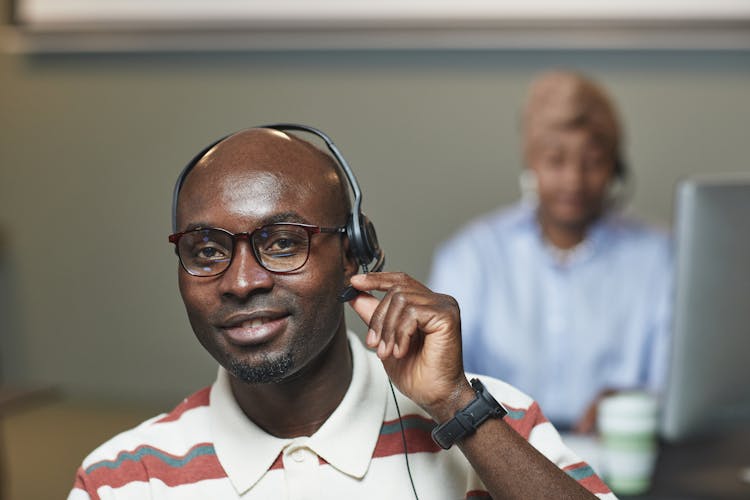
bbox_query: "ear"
[341,235,360,279]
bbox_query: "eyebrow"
[264,212,310,225]
[182,212,311,233]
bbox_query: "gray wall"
[1,47,749,404]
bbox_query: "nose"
[561,158,586,190]
[218,240,274,300]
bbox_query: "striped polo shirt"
[68,332,614,499]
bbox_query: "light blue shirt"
[429,202,673,427]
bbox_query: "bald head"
[175,128,351,232]
[522,70,622,162]
[173,128,361,389]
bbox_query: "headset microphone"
[338,247,385,302]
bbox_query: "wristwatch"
[431,378,508,450]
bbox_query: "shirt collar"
[516,202,615,266]
[209,331,388,495]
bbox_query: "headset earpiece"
[347,213,380,268]
[606,157,632,210]
[614,156,628,180]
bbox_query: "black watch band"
[431,378,508,450]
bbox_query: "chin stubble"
[228,352,294,384]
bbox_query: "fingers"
[348,291,379,326]
[348,273,418,337]
[347,272,459,360]
[350,272,428,294]
[349,286,422,358]
[370,290,426,359]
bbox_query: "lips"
[219,311,290,346]
[554,195,589,213]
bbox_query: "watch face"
[471,378,506,415]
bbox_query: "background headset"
[170,123,385,302]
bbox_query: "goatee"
[229,353,294,384]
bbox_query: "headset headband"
[170,123,384,276]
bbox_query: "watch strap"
[431,378,507,450]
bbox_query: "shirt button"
[292,449,305,462]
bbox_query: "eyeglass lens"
[177,224,312,276]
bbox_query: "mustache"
[210,297,295,322]
[208,287,345,324]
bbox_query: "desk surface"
[563,428,750,499]
[0,385,59,500]
[634,427,750,500]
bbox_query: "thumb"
[347,291,379,327]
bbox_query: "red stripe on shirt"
[563,461,612,494]
[82,443,226,490]
[73,468,101,500]
[503,401,548,440]
[269,452,284,470]
[156,386,211,423]
[373,416,442,458]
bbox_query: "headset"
[614,157,627,180]
[171,123,385,302]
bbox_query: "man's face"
[527,127,617,231]
[175,130,356,384]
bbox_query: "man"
[69,127,613,498]
[430,71,673,432]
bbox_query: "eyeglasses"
[168,223,346,277]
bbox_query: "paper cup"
[597,391,659,495]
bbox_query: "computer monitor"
[661,174,750,442]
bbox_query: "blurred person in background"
[429,70,673,433]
